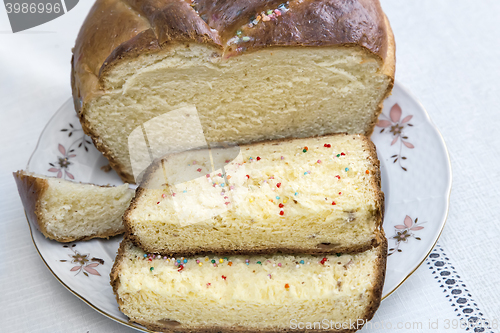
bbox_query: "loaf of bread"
[111,237,386,332]
[124,134,384,255]
[13,170,134,242]
[71,0,395,183]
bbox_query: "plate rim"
[377,83,453,300]
[23,81,453,331]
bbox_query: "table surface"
[1,1,499,332]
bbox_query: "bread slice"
[111,237,387,333]
[13,170,134,242]
[72,0,395,183]
[124,134,384,255]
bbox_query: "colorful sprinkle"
[276,196,280,200]
[150,267,154,271]
[157,202,160,204]
[317,160,321,163]
[219,259,224,263]
[279,203,284,208]
[294,192,298,196]
[345,168,349,172]
[183,259,188,263]
[300,260,305,264]
[277,182,281,188]
[246,175,250,179]
[161,194,166,198]
[256,156,261,161]
[279,210,284,216]
[335,175,341,180]
[336,154,341,157]
[366,170,370,174]
[341,152,346,156]
[199,262,203,266]
[228,262,233,266]
[278,263,282,267]
[336,253,342,257]
[320,257,328,265]
[197,168,202,172]
[283,198,288,203]
[257,261,262,265]
[332,201,336,205]
[268,274,272,279]
[285,283,290,289]
[178,265,184,272]
[143,254,147,258]
[207,283,211,288]
[211,259,216,264]
[281,156,285,160]
[324,144,331,148]
[222,275,227,280]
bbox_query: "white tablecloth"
[0,1,499,332]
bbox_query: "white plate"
[25,82,452,332]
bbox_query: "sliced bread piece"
[125,134,384,255]
[111,237,387,333]
[72,0,395,183]
[14,170,134,242]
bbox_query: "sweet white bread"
[72,0,395,183]
[125,134,384,255]
[111,237,387,332]
[13,170,134,242]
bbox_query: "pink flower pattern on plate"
[48,144,76,179]
[376,103,414,171]
[47,121,92,180]
[59,244,104,277]
[388,215,425,256]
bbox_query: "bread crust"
[123,133,385,256]
[71,0,396,183]
[110,237,387,333]
[13,170,126,242]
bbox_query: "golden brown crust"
[72,0,395,183]
[110,237,387,333]
[360,234,387,324]
[13,170,125,243]
[123,133,385,256]
[13,170,50,238]
[74,0,389,88]
[363,14,396,137]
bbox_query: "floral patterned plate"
[25,81,452,332]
